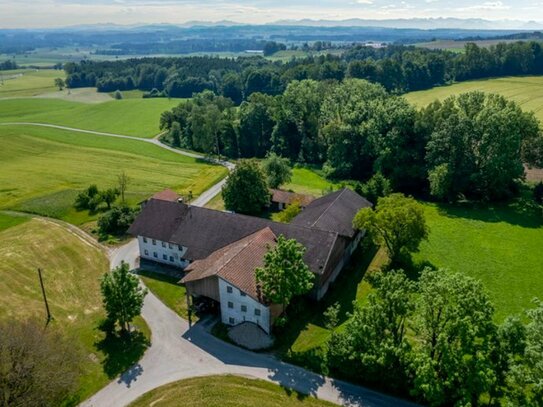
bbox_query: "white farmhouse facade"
[218,278,271,333]
[137,236,189,269]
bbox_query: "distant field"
[0,213,150,401]
[129,375,336,407]
[0,97,182,137]
[0,125,227,224]
[415,39,542,52]
[0,69,61,97]
[405,76,543,123]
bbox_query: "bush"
[277,201,301,223]
[97,205,138,236]
[360,173,392,204]
[74,184,102,211]
[114,90,123,100]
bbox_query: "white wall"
[137,235,189,269]
[218,277,271,334]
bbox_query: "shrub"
[97,205,138,236]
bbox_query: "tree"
[0,319,81,406]
[101,188,120,209]
[169,121,181,147]
[74,184,102,211]
[411,268,498,406]
[222,159,269,215]
[353,193,428,265]
[328,271,415,391]
[117,171,131,204]
[97,205,138,236]
[534,182,543,205]
[360,172,392,204]
[255,235,313,314]
[100,261,147,333]
[277,200,301,223]
[114,89,123,99]
[54,77,65,90]
[262,152,292,189]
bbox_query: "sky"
[0,0,542,29]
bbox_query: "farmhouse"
[128,188,371,333]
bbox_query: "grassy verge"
[129,375,337,407]
[0,214,150,403]
[138,270,190,319]
[0,125,227,224]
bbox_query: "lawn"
[405,76,543,123]
[0,125,228,225]
[0,69,60,97]
[413,201,543,321]
[0,97,182,137]
[129,375,336,407]
[138,270,189,319]
[0,213,150,403]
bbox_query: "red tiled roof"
[270,189,315,207]
[182,227,277,303]
[151,189,180,202]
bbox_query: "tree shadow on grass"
[435,197,542,229]
[94,320,150,382]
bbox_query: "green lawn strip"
[0,216,150,404]
[137,270,189,319]
[284,166,338,197]
[413,201,543,321]
[405,76,543,123]
[0,97,182,138]
[0,211,30,232]
[129,375,337,407]
[0,126,227,224]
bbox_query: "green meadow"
[0,69,60,97]
[405,76,543,123]
[0,125,227,225]
[0,97,181,138]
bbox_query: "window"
[162,242,166,248]
[227,301,234,309]
[144,249,149,256]
[152,239,156,246]
[226,286,233,293]
[240,291,246,297]
[178,245,183,251]
[153,252,158,258]
[169,243,173,249]
[254,309,261,316]
[163,254,167,260]
[229,317,235,325]
[241,305,247,313]
[143,237,148,243]
[169,256,174,262]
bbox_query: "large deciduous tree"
[262,152,292,189]
[353,193,428,266]
[222,159,270,215]
[328,271,415,392]
[423,92,543,201]
[0,319,81,406]
[100,261,147,333]
[411,269,499,406]
[255,235,313,313]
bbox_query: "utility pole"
[37,268,52,324]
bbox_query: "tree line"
[64,41,543,99]
[160,80,543,202]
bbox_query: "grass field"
[405,76,543,123]
[0,125,227,225]
[129,375,336,407]
[0,213,150,402]
[138,270,189,319]
[0,69,61,97]
[414,201,543,321]
[415,39,541,52]
[0,97,181,137]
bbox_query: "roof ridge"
[310,188,347,229]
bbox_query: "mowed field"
[0,69,60,97]
[0,212,149,401]
[129,375,336,407]
[405,76,543,123]
[0,98,181,138]
[0,125,227,225]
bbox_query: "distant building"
[128,188,372,333]
[269,189,315,210]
